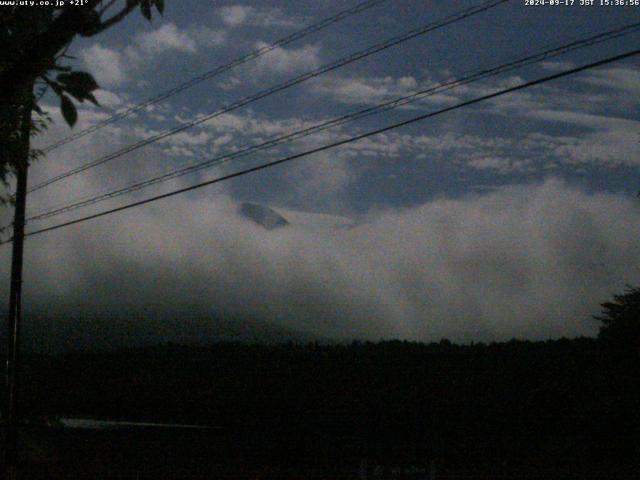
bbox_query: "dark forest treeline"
[12,336,639,475]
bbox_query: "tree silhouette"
[594,285,640,355]
[1,3,167,475]
[0,0,165,199]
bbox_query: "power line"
[6,48,637,245]
[29,0,509,193]
[32,0,507,191]
[24,21,640,223]
[39,0,390,153]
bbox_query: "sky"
[2,0,640,349]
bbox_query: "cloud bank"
[1,179,639,350]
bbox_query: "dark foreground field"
[2,338,638,479]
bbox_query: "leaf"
[78,9,102,37]
[85,92,100,107]
[140,0,152,20]
[57,71,100,105]
[57,71,99,92]
[154,0,164,14]
[60,95,77,127]
[47,79,63,96]
[62,87,87,103]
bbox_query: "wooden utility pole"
[4,87,32,480]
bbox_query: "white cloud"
[251,42,322,77]
[158,131,211,147]
[203,112,250,132]
[218,41,323,89]
[80,44,128,88]
[453,67,640,168]
[82,23,225,88]
[125,23,198,62]
[92,89,125,109]
[313,73,462,108]
[25,103,190,214]
[219,5,302,28]
[529,110,636,130]
[188,25,227,48]
[203,111,318,138]
[316,75,415,105]
[524,110,640,166]
[219,5,251,27]
[283,150,354,212]
[553,129,639,166]
[3,179,639,348]
[579,66,640,96]
[467,156,533,175]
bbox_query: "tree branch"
[89,1,138,36]
[98,0,119,16]
[0,0,129,109]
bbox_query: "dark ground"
[1,337,638,479]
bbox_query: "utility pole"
[4,86,32,480]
